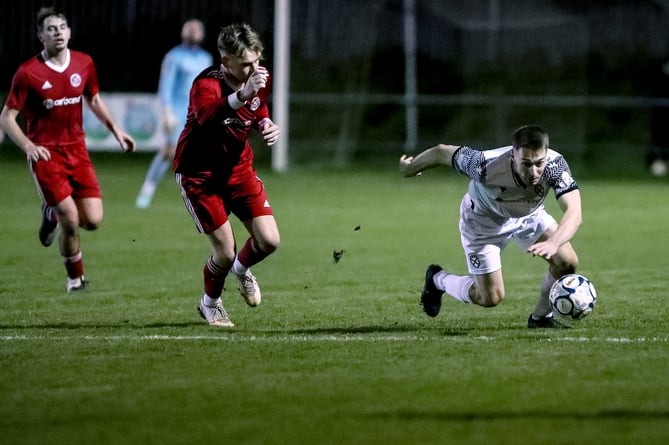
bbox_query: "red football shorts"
[30,141,102,206]
[176,171,273,234]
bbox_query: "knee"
[481,291,504,307]
[257,234,280,255]
[473,285,505,307]
[80,219,101,231]
[77,211,103,231]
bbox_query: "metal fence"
[2,0,669,172]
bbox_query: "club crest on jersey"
[534,184,545,196]
[469,254,481,268]
[249,97,261,111]
[70,73,82,87]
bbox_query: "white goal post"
[272,0,291,172]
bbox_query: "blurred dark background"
[2,0,669,175]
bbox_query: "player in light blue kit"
[399,125,583,328]
[136,19,213,208]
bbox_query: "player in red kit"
[0,7,136,292]
[173,23,281,327]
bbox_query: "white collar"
[42,49,71,73]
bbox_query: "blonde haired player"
[173,23,281,327]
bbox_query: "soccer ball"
[650,159,668,177]
[549,274,597,320]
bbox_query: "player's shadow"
[368,408,669,421]
[279,324,468,337]
[0,321,206,330]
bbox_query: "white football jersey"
[452,145,578,221]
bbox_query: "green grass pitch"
[1,149,668,445]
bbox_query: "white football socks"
[532,272,556,318]
[434,271,475,304]
[202,294,221,307]
[231,257,247,276]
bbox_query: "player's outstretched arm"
[399,144,458,177]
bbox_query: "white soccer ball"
[650,159,668,177]
[549,274,597,320]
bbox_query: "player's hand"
[163,108,177,134]
[260,120,280,146]
[239,67,268,101]
[115,131,136,153]
[528,240,559,260]
[26,144,51,162]
[399,154,421,177]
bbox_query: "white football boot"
[235,269,261,307]
[198,298,234,327]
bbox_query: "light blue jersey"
[158,44,213,144]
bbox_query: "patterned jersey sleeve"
[452,146,486,182]
[545,154,579,198]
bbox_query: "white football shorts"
[458,193,556,275]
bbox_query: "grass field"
[1,148,669,445]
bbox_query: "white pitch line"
[1,335,668,343]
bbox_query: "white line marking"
[1,335,668,343]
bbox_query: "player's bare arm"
[0,106,51,161]
[399,144,459,177]
[85,93,136,152]
[528,189,582,259]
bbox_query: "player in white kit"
[399,125,582,328]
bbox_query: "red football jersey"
[5,49,99,145]
[173,65,271,182]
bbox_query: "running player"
[174,23,281,327]
[0,7,136,292]
[399,125,582,328]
